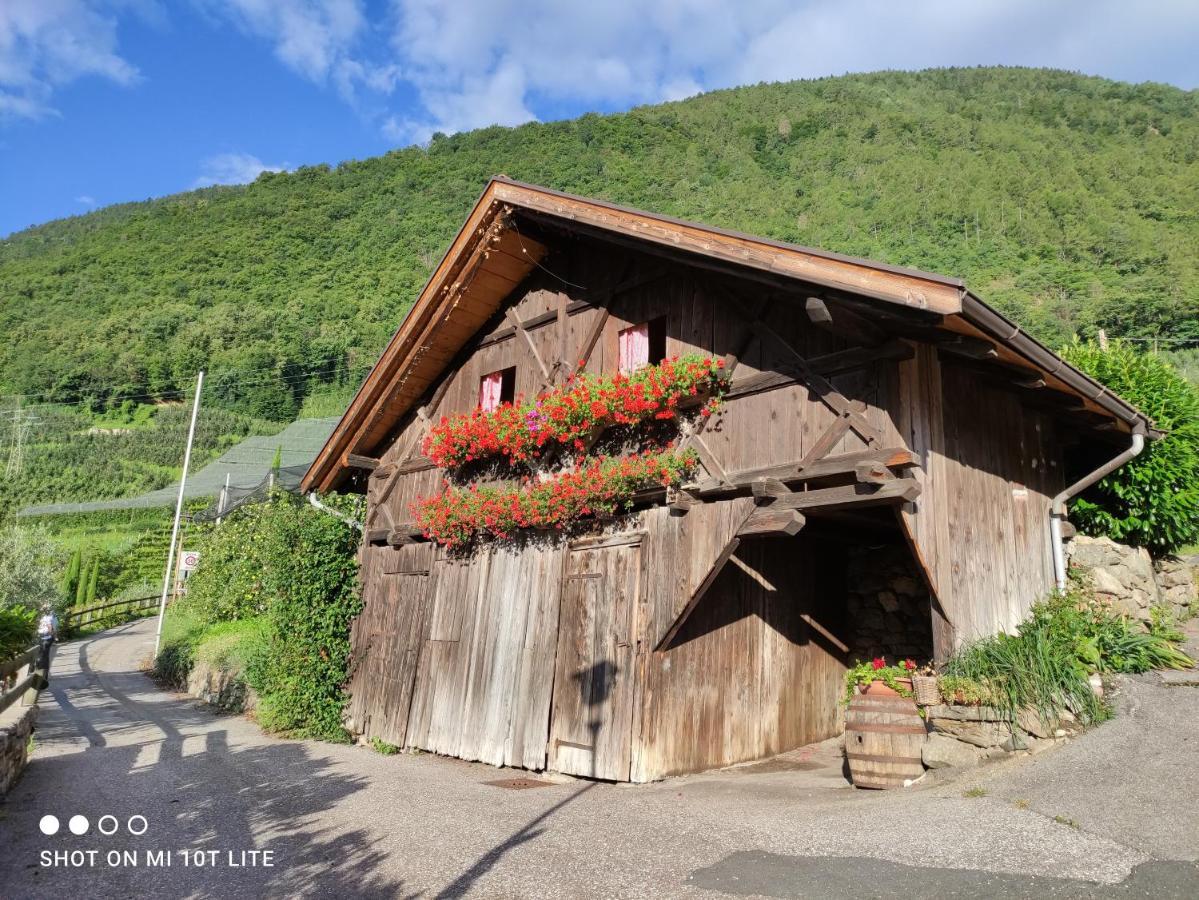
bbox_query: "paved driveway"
[0,617,1196,898]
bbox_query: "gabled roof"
[303,177,1156,493]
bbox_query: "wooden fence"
[0,644,44,717]
[65,595,159,629]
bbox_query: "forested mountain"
[2,67,1197,422]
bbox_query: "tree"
[0,525,62,614]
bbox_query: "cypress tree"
[85,558,99,606]
[62,548,81,600]
[75,556,89,607]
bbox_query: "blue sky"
[2,0,1197,238]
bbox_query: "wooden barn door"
[347,544,433,747]
[548,540,641,780]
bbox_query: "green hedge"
[155,494,362,740]
[1059,340,1199,555]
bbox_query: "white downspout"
[1050,429,1145,591]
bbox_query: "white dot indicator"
[68,815,89,835]
[98,815,118,836]
[39,815,60,835]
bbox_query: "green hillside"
[2,66,1197,425]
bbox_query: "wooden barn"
[303,178,1155,782]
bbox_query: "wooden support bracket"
[345,453,380,471]
[655,537,741,651]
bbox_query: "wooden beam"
[769,478,922,513]
[751,477,790,502]
[804,296,885,346]
[395,455,437,475]
[666,486,696,515]
[936,335,998,360]
[387,524,426,546]
[854,460,895,484]
[345,453,380,471]
[508,308,552,381]
[685,446,916,496]
[738,508,806,537]
[655,538,741,651]
[365,527,389,544]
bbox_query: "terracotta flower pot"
[864,678,913,697]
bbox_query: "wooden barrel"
[844,684,927,789]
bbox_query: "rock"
[922,733,982,769]
[925,704,1012,723]
[891,576,920,596]
[1017,707,1056,739]
[1088,673,1104,698]
[878,591,900,613]
[1068,536,1124,569]
[930,718,1011,748]
[1001,731,1030,752]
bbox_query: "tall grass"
[944,592,1193,725]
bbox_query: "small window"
[618,318,666,373]
[479,367,516,412]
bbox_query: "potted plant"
[938,674,988,706]
[844,657,917,701]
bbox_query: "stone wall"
[0,702,37,796]
[845,543,934,663]
[186,660,256,714]
[1066,535,1196,620]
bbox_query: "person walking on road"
[36,605,58,674]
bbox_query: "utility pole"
[1097,329,1109,351]
[154,371,204,658]
[217,472,230,525]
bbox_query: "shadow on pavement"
[1,630,414,899]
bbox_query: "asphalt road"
[0,617,1196,899]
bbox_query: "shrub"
[244,498,362,740]
[0,605,37,661]
[156,494,362,740]
[1059,339,1199,555]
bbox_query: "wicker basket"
[911,674,940,706]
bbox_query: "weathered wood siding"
[633,507,849,781]
[895,347,1062,653]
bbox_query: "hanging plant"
[412,449,698,549]
[423,355,727,469]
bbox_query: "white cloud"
[380,0,1199,144]
[75,195,96,205]
[173,1,1199,145]
[0,0,140,121]
[192,152,286,188]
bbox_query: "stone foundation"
[1066,535,1196,621]
[845,543,934,662]
[0,702,37,796]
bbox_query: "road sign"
[180,551,201,572]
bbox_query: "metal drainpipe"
[1050,428,1146,591]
